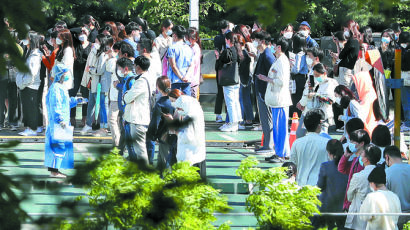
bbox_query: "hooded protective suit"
[44,64,78,169]
[173,95,206,165]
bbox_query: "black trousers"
[214,74,225,115]
[20,88,39,130]
[70,86,89,118]
[0,79,8,125]
[332,103,344,129]
[7,82,19,125]
[289,74,306,118]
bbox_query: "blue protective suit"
[44,65,78,169]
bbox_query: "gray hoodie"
[16,49,42,90]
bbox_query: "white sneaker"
[238,124,246,130]
[219,123,229,130]
[25,129,37,136]
[36,127,43,133]
[401,124,410,132]
[18,128,29,136]
[221,123,238,132]
[81,125,92,134]
[216,115,223,123]
[252,125,262,131]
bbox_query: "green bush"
[236,156,321,230]
[59,152,231,229]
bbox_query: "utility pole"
[189,0,199,30]
[394,49,402,151]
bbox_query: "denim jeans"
[402,86,410,126]
[86,92,106,127]
[223,84,242,123]
[240,83,254,121]
[171,82,191,96]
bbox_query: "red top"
[42,48,59,71]
[338,154,364,210]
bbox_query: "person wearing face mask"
[399,32,410,132]
[331,30,359,88]
[16,31,43,136]
[360,166,401,230]
[345,144,380,230]
[54,29,76,92]
[107,42,121,147]
[185,27,202,99]
[384,145,410,229]
[167,25,193,96]
[257,37,292,161]
[334,85,364,139]
[280,24,294,55]
[379,29,396,82]
[155,19,173,73]
[123,22,141,58]
[306,63,338,134]
[81,34,111,135]
[338,128,370,212]
[70,26,92,127]
[298,21,318,48]
[82,15,100,43]
[391,22,402,47]
[296,47,324,138]
[165,90,206,180]
[122,56,151,164]
[289,33,309,118]
[44,64,87,178]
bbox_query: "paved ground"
[1,104,409,229]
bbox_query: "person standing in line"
[360,166,401,230]
[345,144,381,230]
[107,42,121,147]
[54,29,76,91]
[16,31,42,136]
[154,19,173,76]
[122,56,151,163]
[82,15,100,43]
[44,64,86,178]
[384,145,410,229]
[185,27,202,100]
[298,21,319,48]
[252,31,277,157]
[214,20,230,123]
[258,37,292,160]
[167,25,193,95]
[123,22,141,58]
[289,109,329,186]
[215,32,242,132]
[314,139,348,229]
[166,90,206,180]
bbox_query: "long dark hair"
[334,85,357,100]
[225,32,244,61]
[187,27,201,49]
[96,34,112,57]
[326,139,344,165]
[24,31,41,59]
[292,32,307,53]
[83,15,100,31]
[56,29,76,61]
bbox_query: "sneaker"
[265,155,284,163]
[255,147,274,155]
[252,125,262,131]
[10,125,18,131]
[335,127,344,133]
[36,127,43,133]
[19,128,37,136]
[401,124,410,132]
[94,129,108,137]
[81,125,92,134]
[219,123,229,130]
[216,115,223,123]
[238,124,246,130]
[221,123,238,132]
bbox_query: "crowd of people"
[2,15,410,229]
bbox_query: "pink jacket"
[338,154,364,210]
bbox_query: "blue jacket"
[254,47,276,100]
[147,96,175,140]
[306,36,319,48]
[118,72,137,113]
[317,160,348,212]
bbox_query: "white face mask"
[306,57,313,67]
[339,42,345,49]
[22,39,29,46]
[299,30,309,37]
[79,34,87,42]
[343,31,350,38]
[116,69,124,78]
[370,186,375,192]
[56,38,63,45]
[284,32,293,39]
[402,43,408,49]
[335,97,341,104]
[47,39,53,46]
[252,41,258,49]
[93,43,100,50]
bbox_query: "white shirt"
[264,53,292,108]
[154,33,173,60]
[290,132,329,186]
[312,78,338,123]
[55,47,74,89]
[360,190,401,230]
[122,72,151,125]
[107,57,118,102]
[146,52,162,93]
[345,164,376,230]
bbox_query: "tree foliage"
[58,151,231,230]
[236,157,321,230]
